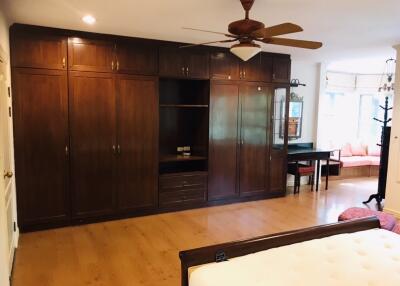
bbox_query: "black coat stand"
[363,96,392,209]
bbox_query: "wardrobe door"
[69,71,116,218]
[68,38,115,72]
[239,83,270,197]
[185,49,209,79]
[159,46,186,78]
[210,51,240,80]
[272,57,291,83]
[208,82,240,200]
[11,34,67,70]
[115,41,158,75]
[116,75,158,211]
[12,68,69,229]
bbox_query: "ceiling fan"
[181,0,323,61]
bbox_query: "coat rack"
[363,58,395,208]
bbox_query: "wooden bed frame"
[179,217,380,286]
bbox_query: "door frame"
[0,44,19,284]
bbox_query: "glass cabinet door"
[272,87,288,150]
[270,86,289,193]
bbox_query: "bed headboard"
[179,217,380,286]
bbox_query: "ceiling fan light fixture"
[230,42,261,61]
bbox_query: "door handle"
[3,171,13,179]
[117,145,121,154]
[65,146,69,156]
[186,67,189,76]
[112,145,116,154]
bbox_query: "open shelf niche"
[159,78,210,174]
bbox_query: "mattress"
[189,229,400,286]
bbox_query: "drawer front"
[159,188,206,207]
[159,173,207,193]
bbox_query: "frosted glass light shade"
[230,43,261,61]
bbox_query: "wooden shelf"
[160,154,207,163]
[160,104,208,108]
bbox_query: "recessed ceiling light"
[82,15,96,25]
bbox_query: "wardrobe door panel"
[68,38,115,72]
[186,49,209,79]
[208,82,240,200]
[12,68,69,228]
[69,71,116,217]
[272,57,291,83]
[239,83,269,197]
[116,41,158,75]
[210,51,240,80]
[159,47,186,78]
[11,34,67,70]
[116,75,158,211]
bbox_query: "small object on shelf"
[177,146,184,155]
[183,146,191,156]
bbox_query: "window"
[358,94,392,145]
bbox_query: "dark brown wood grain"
[208,82,240,200]
[68,37,115,72]
[239,83,270,197]
[272,57,291,83]
[11,33,67,70]
[115,40,158,75]
[12,68,70,227]
[179,217,381,286]
[116,75,158,211]
[210,50,240,80]
[69,71,117,218]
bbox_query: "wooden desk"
[287,149,332,191]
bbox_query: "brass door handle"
[3,171,13,179]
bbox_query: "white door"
[0,48,17,286]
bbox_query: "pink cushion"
[340,156,372,167]
[366,156,380,166]
[338,207,396,230]
[340,143,353,157]
[351,144,367,156]
[368,145,381,156]
[392,222,400,234]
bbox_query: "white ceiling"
[2,0,399,62]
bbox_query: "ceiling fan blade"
[251,23,303,38]
[182,27,237,38]
[261,37,322,49]
[180,39,237,49]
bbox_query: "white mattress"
[189,229,400,286]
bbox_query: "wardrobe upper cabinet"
[11,34,67,70]
[116,75,158,211]
[69,72,117,218]
[159,46,186,78]
[115,41,158,75]
[186,49,209,79]
[12,68,69,229]
[210,51,240,80]
[240,53,273,82]
[159,46,209,79]
[68,38,115,72]
[208,82,240,200]
[272,57,291,83]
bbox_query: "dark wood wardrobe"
[10,24,290,231]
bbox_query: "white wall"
[287,61,320,187]
[384,45,400,218]
[289,61,320,145]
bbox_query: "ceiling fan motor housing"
[228,19,264,36]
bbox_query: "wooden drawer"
[159,172,207,193]
[159,188,206,208]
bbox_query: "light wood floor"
[13,177,379,286]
